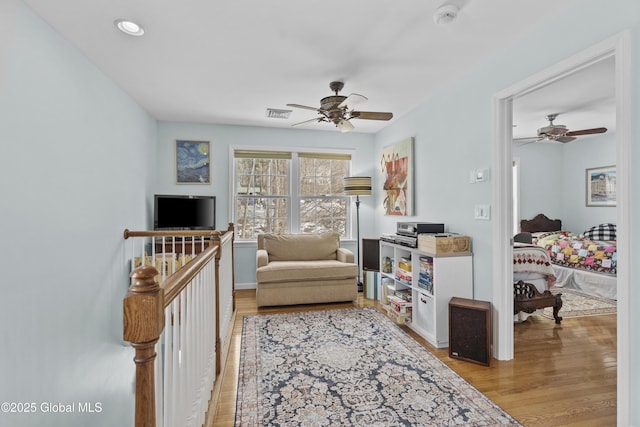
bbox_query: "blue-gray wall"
[514,132,616,234]
[1,1,155,426]
[373,1,639,423]
[155,121,377,286]
[2,0,640,425]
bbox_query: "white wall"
[375,1,640,423]
[0,2,156,426]
[155,121,376,286]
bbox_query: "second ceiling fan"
[287,81,393,132]
[514,113,607,144]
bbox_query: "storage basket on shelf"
[418,233,471,255]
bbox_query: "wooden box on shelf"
[418,233,471,255]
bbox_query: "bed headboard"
[520,214,562,233]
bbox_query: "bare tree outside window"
[299,156,348,235]
[235,157,289,239]
[233,150,350,240]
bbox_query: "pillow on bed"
[582,223,616,241]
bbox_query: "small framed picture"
[586,165,616,207]
[176,140,210,184]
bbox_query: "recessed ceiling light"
[114,19,145,37]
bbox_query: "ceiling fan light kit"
[337,119,354,133]
[433,4,459,25]
[286,81,393,132]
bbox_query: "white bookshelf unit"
[379,240,473,348]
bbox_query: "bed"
[520,213,617,300]
[513,241,562,324]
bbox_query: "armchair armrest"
[337,247,354,263]
[256,249,269,268]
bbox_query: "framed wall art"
[176,140,210,184]
[380,137,414,216]
[586,165,616,207]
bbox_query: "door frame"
[491,31,630,425]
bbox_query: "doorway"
[492,31,630,424]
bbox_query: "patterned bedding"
[513,243,556,289]
[533,231,617,276]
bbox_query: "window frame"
[230,146,353,243]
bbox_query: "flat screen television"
[154,195,216,230]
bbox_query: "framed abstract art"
[380,137,414,216]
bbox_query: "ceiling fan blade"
[555,136,577,143]
[515,139,542,147]
[338,93,368,109]
[513,136,541,142]
[291,117,324,127]
[351,111,393,121]
[565,127,607,136]
[286,103,322,112]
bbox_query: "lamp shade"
[343,176,372,196]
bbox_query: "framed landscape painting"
[176,140,210,184]
[586,165,616,207]
[380,137,414,216]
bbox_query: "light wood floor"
[207,290,617,427]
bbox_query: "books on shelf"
[388,295,412,314]
[393,288,412,302]
[418,256,434,293]
[395,269,412,283]
[397,257,412,272]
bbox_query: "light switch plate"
[474,204,491,220]
[475,168,490,182]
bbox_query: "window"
[233,149,351,240]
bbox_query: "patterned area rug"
[235,307,522,426]
[542,288,616,320]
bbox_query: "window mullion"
[291,153,300,234]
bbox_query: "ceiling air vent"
[266,108,292,119]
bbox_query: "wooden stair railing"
[123,224,235,427]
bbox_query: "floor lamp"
[343,176,372,291]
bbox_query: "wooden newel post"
[124,265,165,427]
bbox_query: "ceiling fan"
[287,81,393,132]
[514,113,607,144]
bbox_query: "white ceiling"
[22,0,614,135]
[513,56,616,141]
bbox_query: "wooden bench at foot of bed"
[514,280,563,324]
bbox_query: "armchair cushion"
[256,249,269,268]
[262,232,339,261]
[257,260,356,284]
[336,247,354,263]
